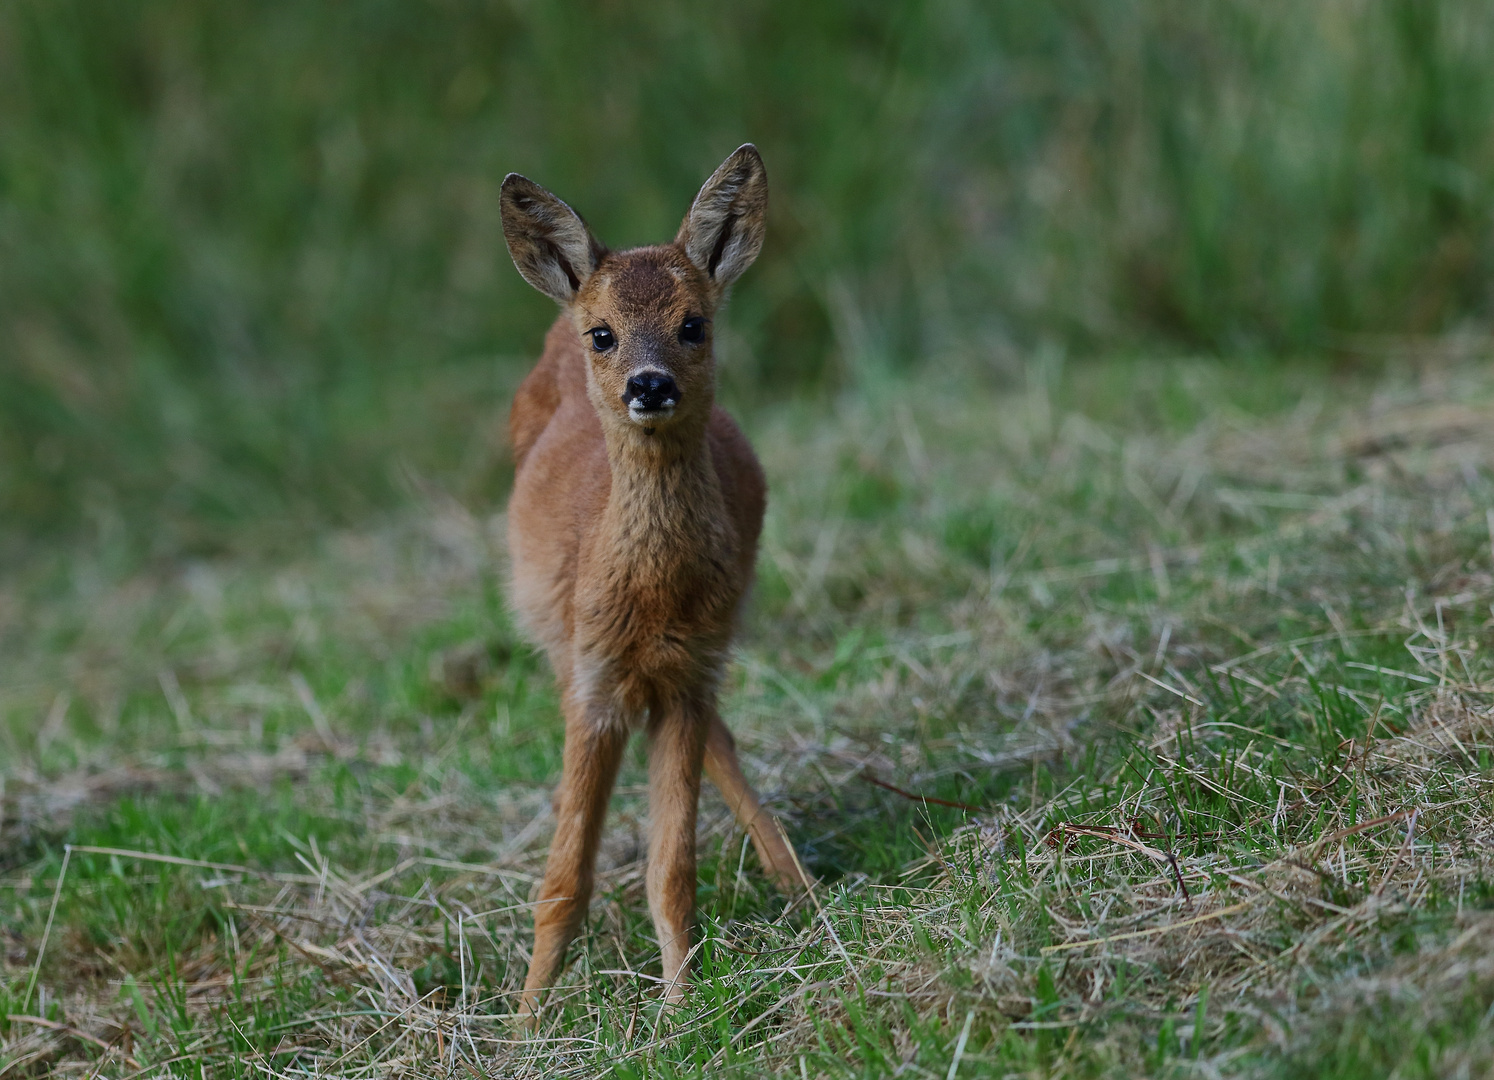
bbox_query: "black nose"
[624,371,680,410]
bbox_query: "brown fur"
[500,146,808,1018]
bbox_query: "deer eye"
[590,328,615,351]
[679,317,707,344]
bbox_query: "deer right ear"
[676,144,768,290]
[500,174,606,304]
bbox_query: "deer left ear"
[676,144,768,290]
[500,174,606,305]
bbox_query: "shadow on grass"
[788,769,1025,886]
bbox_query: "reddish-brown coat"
[500,146,808,1019]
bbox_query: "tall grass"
[2,0,1493,548]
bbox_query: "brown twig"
[1046,821,1221,848]
[1047,822,1195,902]
[1162,844,1191,904]
[1375,809,1419,897]
[862,773,985,813]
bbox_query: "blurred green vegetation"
[2,0,1493,552]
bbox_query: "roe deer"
[500,144,810,1016]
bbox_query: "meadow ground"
[3,345,1494,1077]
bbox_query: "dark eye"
[679,317,706,344]
[590,328,615,351]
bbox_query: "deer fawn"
[500,145,809,1016]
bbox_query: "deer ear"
[675,144,768,289]
[500,174,606,304]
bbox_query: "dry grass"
[3,351,1494,1076]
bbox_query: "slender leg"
[645,696,710,1002]
[703,713,811,893]
[521,694,628,1019]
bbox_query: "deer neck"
[596,415,726,568]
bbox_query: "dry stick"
[351,856,423,895]
[1307,808,1413,855]
[1047,824,1168,863]
[1049,821,1221,844]
[1375,809,1419,897]
[23,844,70,1013]
[1162,844,1191,905]
[863,773,985,814]
[1267,807,1417,888]
[1135,670,1206,708]
[1060,821,1193,903]
[67,844,318,884]
[1040,899,1254,955]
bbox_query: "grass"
[5,1,1494,545]
[3,344,1494,1075]
[6,5,1494,1073]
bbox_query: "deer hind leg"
[645,694,711,1002]
[703,712,811,893]
[520,694,627,1020]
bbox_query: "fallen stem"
[23,845,70,1013]
[863,773,984,813]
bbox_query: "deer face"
[569,248,716,431]
[500,145,768,436]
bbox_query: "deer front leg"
[703,712,812,893]
[646,695,710,1002]
[521,695,627,1020]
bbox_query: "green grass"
[4,1,1494,547]
[6,6,1494,1073]
[3,350,1494,1075]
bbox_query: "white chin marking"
[628,404,676,424]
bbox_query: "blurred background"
[2,0,1492,560]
